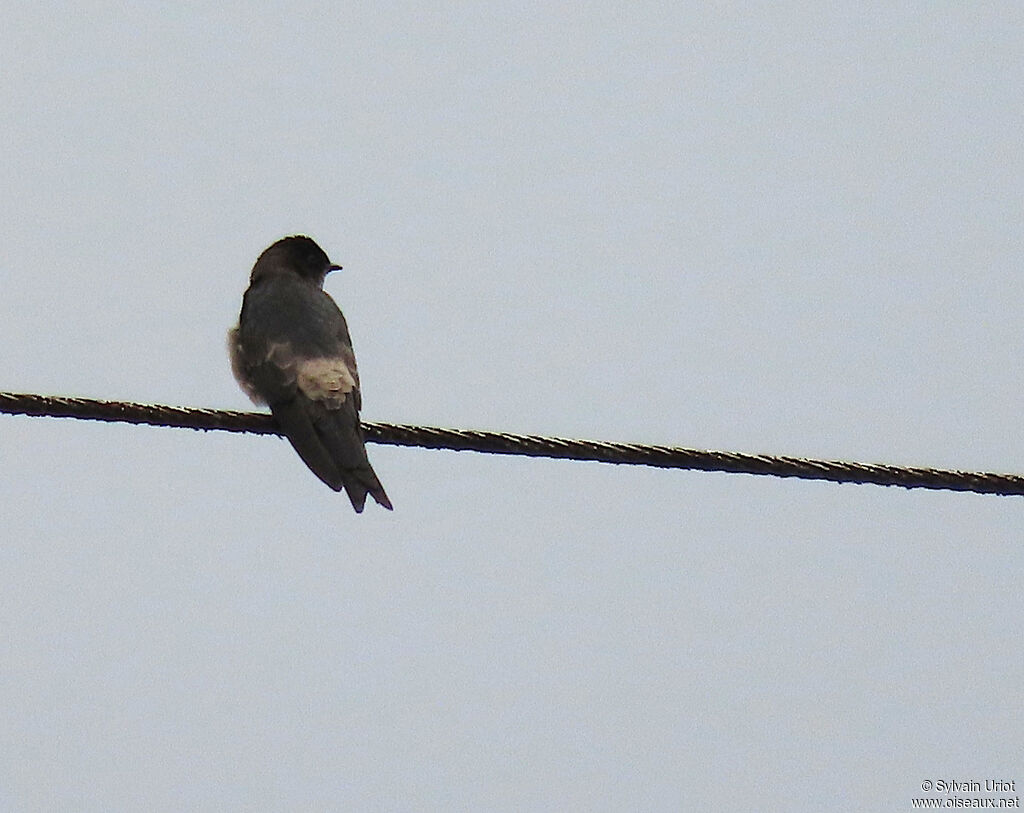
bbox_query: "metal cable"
[2,390,1022,496]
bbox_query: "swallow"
[229,235,392,512]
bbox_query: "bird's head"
[251,235,341,284]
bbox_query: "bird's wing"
[236,335,389,511]
[245,340,349,492]
[293,350,390,511]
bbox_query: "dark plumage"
[229,236,392,512]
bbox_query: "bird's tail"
[340,463,393,513]
[295,395,393,513]
[269,398,346,491]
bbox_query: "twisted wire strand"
[2,390,1022,496]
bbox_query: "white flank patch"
[296,357,357,408]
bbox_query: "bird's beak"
[328,264,343,272]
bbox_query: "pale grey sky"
[1,3,1021,811]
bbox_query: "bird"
[228,235,392,512]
